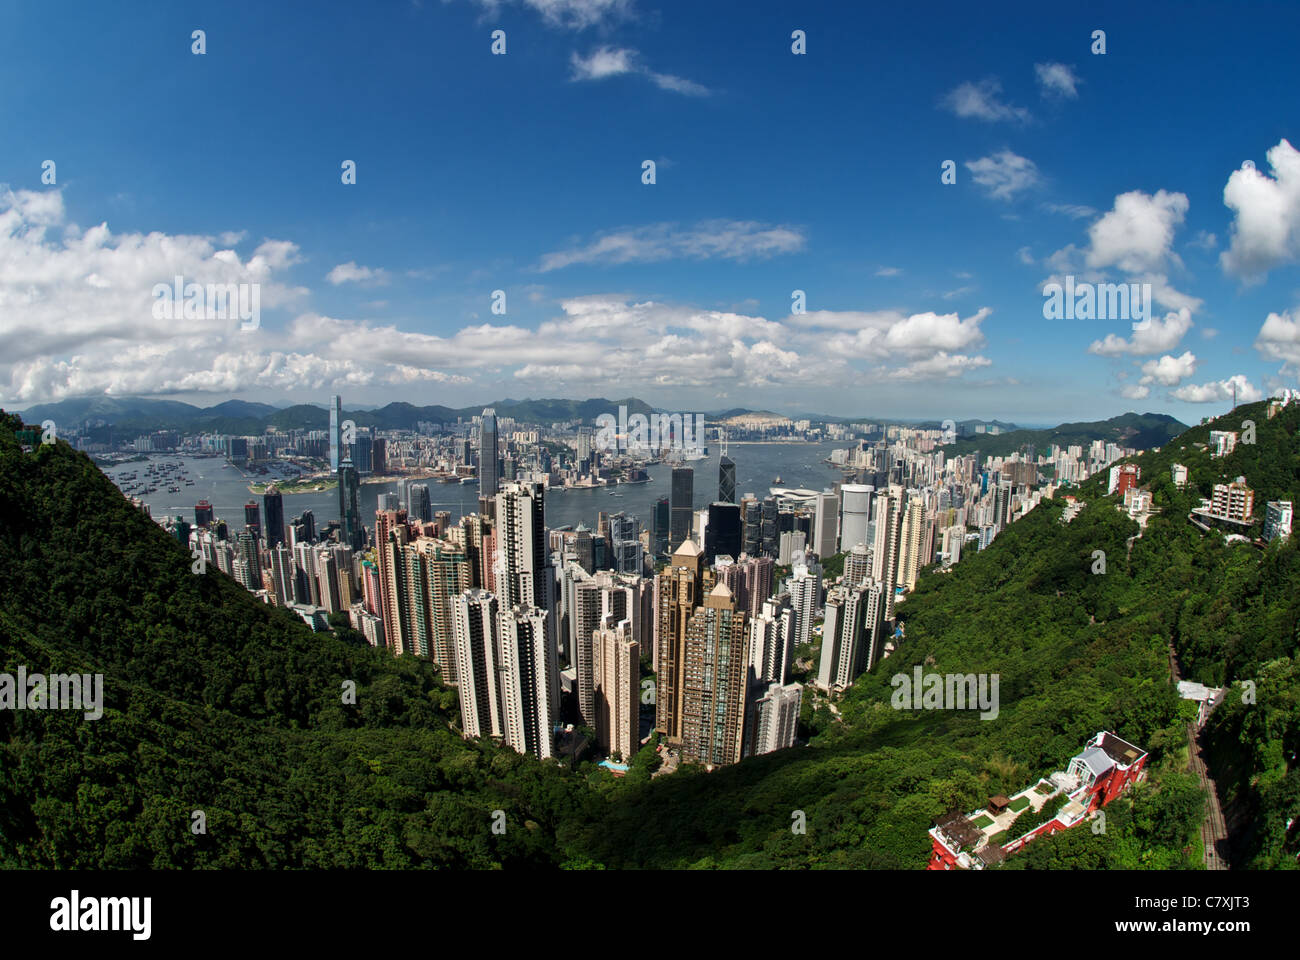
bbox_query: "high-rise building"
[786,559,821,654]
[263,485,285,548]
[338,457,363,550]
[718,455,736,504]
[838,484,874,554]
[748,592,795,686]
[479,408,499,498]
[703,501,741,563]
[872,485,904,621]
[329,395,343,472]
[243,500,262,539]
[194,499,214,528]
[402,537,470,675]
[494,481,554,640]
[497,605,559,759]
[408,483,432,523]
[451,589,502,739]
[816,580,883,691]
[375,509,410,655]
[745,682,802,757]
[680,583,748,767]
[814,491,839,558]
[594,618,640,761]
[843,542,871,587]
[653,497,670,556]
[670,467,694,550]
[654,539,712,744]
[897,494,927,592]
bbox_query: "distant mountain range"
[939,411,1189,457]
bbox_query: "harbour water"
[101,442,846,535]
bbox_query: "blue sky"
[2,0,1299,424]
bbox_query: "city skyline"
[2,3,1299,424]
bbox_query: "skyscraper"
[748,592,795,686]
[498,605,558,759]
[594,618,640,761]
[452,589,502,740]
[718,455,736,504]
[872,485,905,621]
[813,490,839,558]
[680,583,748,767]
[338,457,363,550]
[703,501,741,563]
[494,481,554,645]
[329,394,343,472]
[653,497,670,556]
[655,539,712,744]
[479,408,499,498]
[375,509,410,655]
[244,501,261,540]
[838,484,873,554]
[816,580,883,691]
[408,483,432,523]
[745,682,802,757]
[263,485,285,549]
[897,494,927,592]
[670,467,694,550]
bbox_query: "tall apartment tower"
[479,408,499,498]
[745,682,802,757]
[654,539,714,744]
[670,467,694,550]
[816,580,884,691]
[871,484,905,621]
[493,481,554,625]
[498,605,559,759]
[375,509,410,655]
[786,560,822,654]
[843,541,871,587]
[403,537,470,677]
[680,583,748,767]
[897,494,927,592]
[748,591,795,686]
[814,490,839,558]
[594,617,640,761]
[451,589,502,740]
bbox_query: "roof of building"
[1097,732,1146,766]
[1075,745,1116,776]
[673,539,702,558]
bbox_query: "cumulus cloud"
[1139,350,1197,386]
[1171,375,1262,404]
[1118,384,1150,400]
[472,0,632,30]
[1255,308,1300,377]
[966,150,1040,201]
[940,78,1031,123]
[1220,140,1300,281]
[1034,62,1080,98]
[537,220,805,271]
[569,46,709,96]
[1088,308,1194,357]
[1085,189,1189,273]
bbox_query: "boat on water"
[773,475,784,484]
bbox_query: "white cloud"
[1139,350,1197,386]
[538,220,804,271]
[326,261,390,286]
[966,150,1040,201]
[940,78,1031,123]
[1088,308,1194,357]
[1171,375,1263,404]
[875,266,902,277]
[888,352,992,380]
[1255,308,1300,376]
[1086,189,1189,273]
[1119,384,1150,400]
[1042,202,1096,219]
[569,46,709,96]
[1016,246,1036,266]
[1034,62,1080,98]
[1220,139,1300,281]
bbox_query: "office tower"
[378,492,401,512]
[194,499,214,528]
[680,583,748,767]
[263,485,285,549]
[352,429,374,476]
[871,485,905,621]
[498,605,559,759]
[942,524,965,566]
[703,501,742,563]
[652,497,670,556]
[338,457,363,550]
[371,437,387,476]
[814,491,839,558]
[746,682,802,757]
[670,467,694,550]
[816,580,883,691]
[993,479,1013,531]
[479,408,499,497]
[434,510,451,537]
[787,559,821,654]
[296,509,317,544]
[609,513,642,575]
[408,483,432,523]
[655,539,713,743]
[843,542,871,587]
[329,394,342,472]
[375,509,410,655]
[760,496,779,557]
[897,494,927,592]
[749,592,795,685]
[718,455,736,504]
[777,530,806,565]
[838,484,873,554]
[577,426,593,470]
[571,525,595,573]
[452,589,502,739]
[332,544,355,608]
[740,496,761,556]
[594,619,640,761]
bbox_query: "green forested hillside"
[1,400,1296,869]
